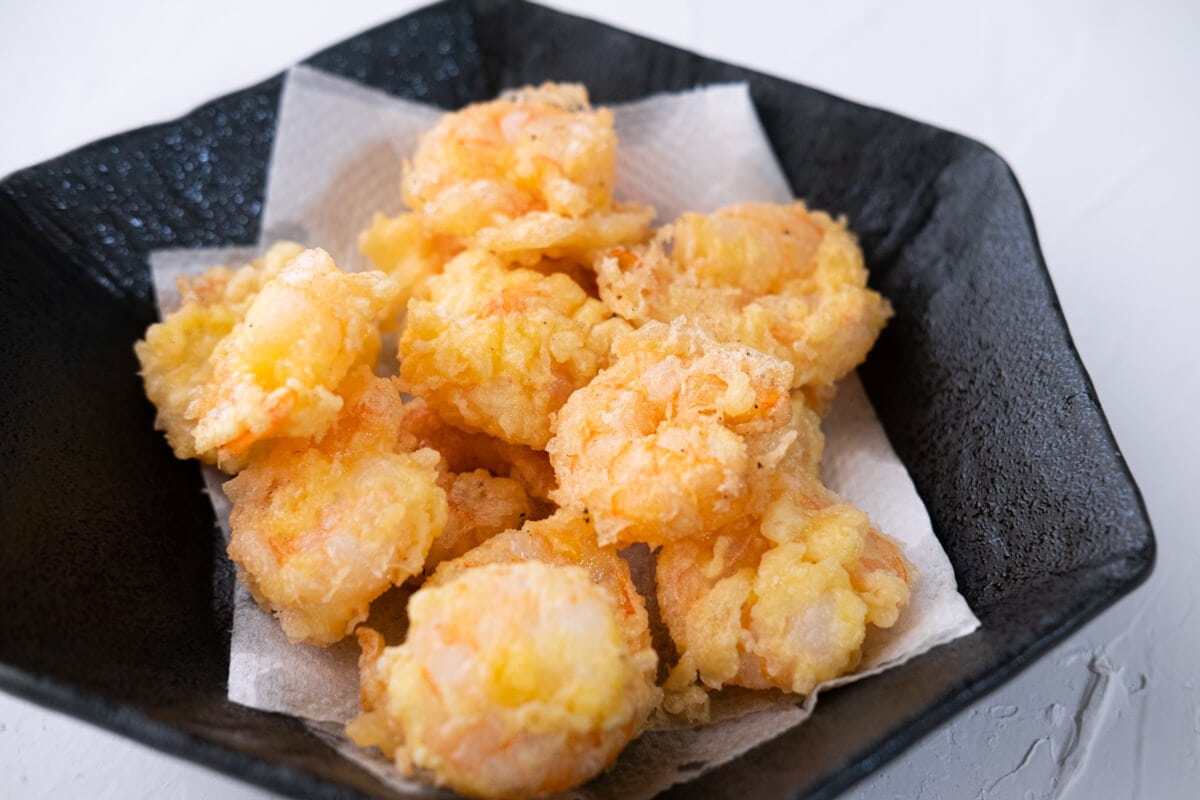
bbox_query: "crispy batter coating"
[430,510,655,661]
[134,242,305,464]
[189,248,399,470]
[395,398,556,572]
[404,83,612,223]
[399,250,631,448]
[396,397,556,502]
[547,320,797,547]
[777,392,827,479]
[402,82,653,265]
[358,211,462,323]
[348,561,659,799]
[471,206,654,267]
[225,367,447,646]
[596,202,892,398]
[425,469,537,571]
[657,469,910,721]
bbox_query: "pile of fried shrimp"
[135,83,911,800]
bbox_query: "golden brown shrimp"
[225,366,446,646]
[470,205,654,267]
[358,211,462,324]
[396,397,557,502]
[656,469,910,721]
[430,510,655,662]
[188,248,399,470]
[134,241,305,465]
[546,319,797,548]
[347,561,659,799]
[595,202,892,400]
[399,250,631,448]
[776,392,827,479]
[849,525,912,628]
[424,469,537,571]
[402,82,653,266]
[395,398,556,572]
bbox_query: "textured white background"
[1,1,1196,798]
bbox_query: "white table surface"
[2,1,1196,798]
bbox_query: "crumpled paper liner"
[147,65,979,798]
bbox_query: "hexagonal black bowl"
[0,1,1153,798]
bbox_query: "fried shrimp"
[547,319,796,548]
[425,469,537,570]
[431,510,655,661]
[596,202,892,400]
[189,248,399,470]
[348,561,660,799]
[402,82,653,265]
[358,211,462,321]
[399,250,631,448]
[656,469,910,721]
[397,397,557,502]
[470,205,654,267]
[225,367,447,646]
[777,392,827,478]
[395,398,556,571]
[134,241,305,464]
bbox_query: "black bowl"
[0,1,1153,798]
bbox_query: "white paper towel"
[147,65,979,798]
[259,66,441,272]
